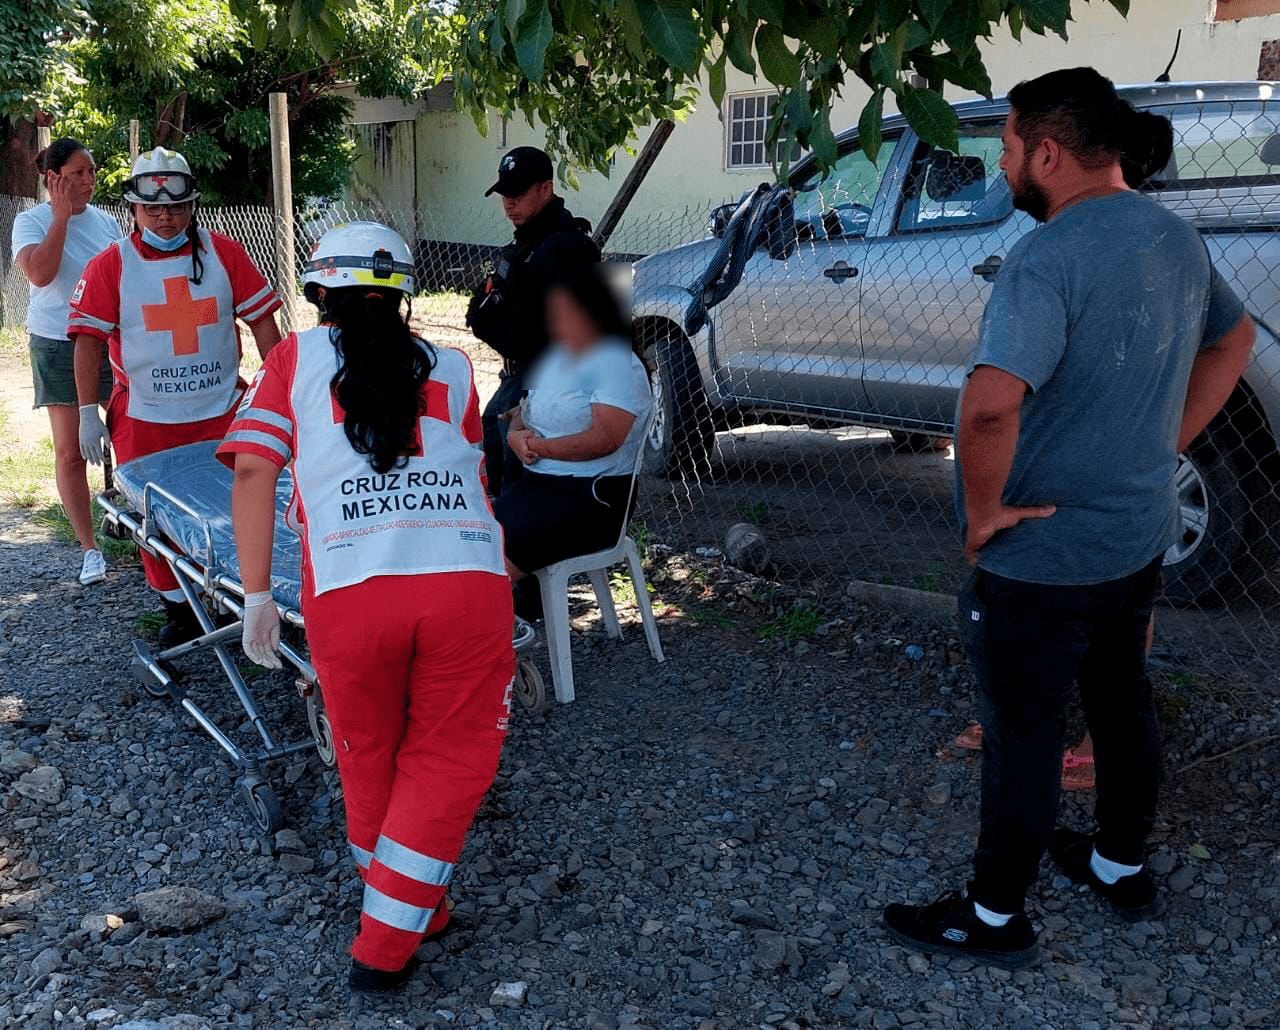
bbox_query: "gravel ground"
[2,509,1279,1030]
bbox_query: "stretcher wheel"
[306,696,337,768]
[514,659,546,711]
[134,657,179,700]
[242,780,283,835]
[100,514,131,541]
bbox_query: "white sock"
[1090,846,1143,885]
[973,901,1013,927]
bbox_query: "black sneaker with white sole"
[883,889,1039,969]
[1049,828,1166,922]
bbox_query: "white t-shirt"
[10,202,120,340]
[522,339,653,478]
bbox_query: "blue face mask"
[140,225,188,252]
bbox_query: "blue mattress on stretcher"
[113,440,306,611]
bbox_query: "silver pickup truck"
[633,81,1280,604]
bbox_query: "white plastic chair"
[533,410,665,703]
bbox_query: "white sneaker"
[79,549,107,586]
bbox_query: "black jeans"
[481,371,526,497]
[961,556,1163,914]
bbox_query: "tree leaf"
[755,22,801,87]
[937,0,982,49]
[1017,0,1069,38]
[748,0,785,24]
[503,0,528,40]
[807,107,838,170]
[876,0,910,27]
[514,0,553,81]
[724,16,757,73]
[917,0,953,30]
[708,50,727,110]
[858,87,884,163]
[1108,0,1131,14]
[900,83,958,153]
[633,0,700,75]
[615,0,647,57]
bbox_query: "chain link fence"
[3,91,1280,701]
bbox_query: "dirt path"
[0,350,50,453]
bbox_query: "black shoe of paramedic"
[1049,828,1166,922]
[883,889,1039,969]
[349,955,419,993]
[157,600,201,649]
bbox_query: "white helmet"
[302,221,417,295]
[123,148,200,204]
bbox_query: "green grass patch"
[135,610,165,638]
[760,603,821,645]
[733,500,769,525]
[0,436,58,508]
[0,326,29,364]
[30,501,138,563]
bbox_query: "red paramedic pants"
[107,386,240,596]
[304,570,515,971]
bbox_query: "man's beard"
[1010,169,1051,223]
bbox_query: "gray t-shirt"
[959,190,1246,585]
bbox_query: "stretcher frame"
[97,481,542,835]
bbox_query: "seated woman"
[494,264,652,583]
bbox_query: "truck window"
[895,123,1012,232]
[1146,102,1280,190]
[790,135,901,241]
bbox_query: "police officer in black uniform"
[467,146,601,497]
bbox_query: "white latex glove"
[78,405,110,465]
[242,591,282,669]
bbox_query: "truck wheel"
[646,330,714,477]
[1162,423,1272,606]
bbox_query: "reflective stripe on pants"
[305,570,515,971]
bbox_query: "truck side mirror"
[924,153,987,202]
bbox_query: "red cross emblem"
[150,174,170,188]
[330,378,449,455]
[142,276,219,356]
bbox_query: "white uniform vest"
[116,228,239,424]
[287,327,505,595]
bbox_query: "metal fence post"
[268,92,297,332]
[35,125,51,202]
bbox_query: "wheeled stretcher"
[97,440,544,834]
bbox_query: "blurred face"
[134,201,193,240]
[1001,111,1051,223]
[49,149,97,212]
[501,180,554,227]
[547,288,600,354]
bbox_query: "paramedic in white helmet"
[218,222,514,993]
[69,148,282,646]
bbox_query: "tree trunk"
[154,92,189,150]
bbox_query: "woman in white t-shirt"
[494,263,652,580]
[11,138,119,586]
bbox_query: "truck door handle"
[972,255,1003,281]
[823,261,858,282]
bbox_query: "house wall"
[346,0,1280,246]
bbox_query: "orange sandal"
[1060,748,1096,792]
[953,725,1097,791]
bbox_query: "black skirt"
[493,471,633,574]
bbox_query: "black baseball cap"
[485,146,554,197]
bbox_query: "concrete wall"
[345,0,1280,245]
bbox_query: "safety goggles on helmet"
[125,172,199,205]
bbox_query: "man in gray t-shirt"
[884,68,1254,968]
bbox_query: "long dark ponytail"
[307,284,436,473]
